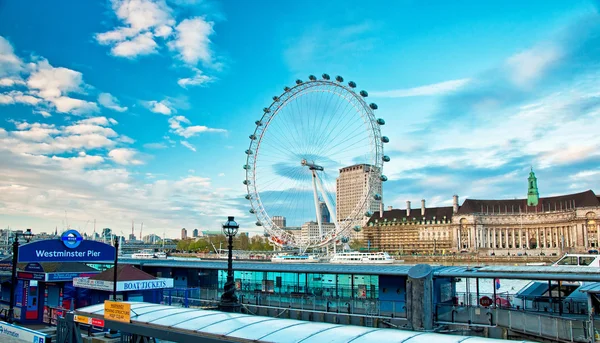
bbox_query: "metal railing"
[454,291,588,315]
[161,287,406,319]
[436,303,591,343]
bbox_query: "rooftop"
[75,302,532,343]
[92,264,157,282]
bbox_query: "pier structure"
[117,258,600,342]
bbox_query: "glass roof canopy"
[76,302,533,343]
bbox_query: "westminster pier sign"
[18,230,115,263]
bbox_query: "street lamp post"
[8,229,34,323]
[113,235,119,301]
[219,216,240,312]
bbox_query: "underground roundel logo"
[61,230,83,249]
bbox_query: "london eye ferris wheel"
[243,74,390,251]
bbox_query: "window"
[579,257,595,266]
[557,256,578,266]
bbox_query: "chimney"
[387,206,393,211]
[406,201,411,216]
[379,203,384,218]
[421,199,426,216]
[453,195,459,214]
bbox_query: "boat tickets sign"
[18,230,116,263]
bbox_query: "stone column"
[467,228,471,249]
[493,228,497,249]
[560,226,565,249]
[584,224,589,248]
[526,230,530,249]
[512,228,516,249]
[597,224,599,248]
[536,229,540,250]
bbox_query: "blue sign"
[0,321,50,342]
[46,272,99,281]
[61,230,83,249]
[18,231,115,263]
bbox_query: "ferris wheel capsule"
[380,175,388,182]
[381,136,389,143]
[243,180,250,185]
[322,73,330,80]
[245,149,253,155]
[249,208,255,214]
[360,90,368,97]
[369,103,378,110]
[243,164,251,170]
[377,118,385,125]
[295,79,303,85]
[353,225,362,232]
[374,193,382,201]
[308,75,317,81]
[256,221,262,226]
[335,75,344,82]
[249,134,256,140]
[383,155,391,162]
[245,194,251,200]
[348,81,356,88]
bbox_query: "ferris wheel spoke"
[311,96,356,156]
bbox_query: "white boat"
[552,253,600,267]
[329,251,394,264]
[131,249,168,259]
[271,253,321,263]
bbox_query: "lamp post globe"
[223,216,239,237]
[219,216,240,312]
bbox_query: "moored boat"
[329,251,394,264]
[271,253,320,263]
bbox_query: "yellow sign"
[74,315,89,324]
[104,300,131,323]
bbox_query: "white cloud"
[0,91,42,106]
[506,44,561,87]
[372,79,471,98]
[111,32,158,58]
[168,115,226,138]
[0,77,25,87]
[95,1,221,89]
[169,17,214,65]
[180,140,196,152]
[35,110,52,118]
[177,68,212,88]
[52,96,99,114]
[95,0,173,59]
[0,36,23,77]
[98,92,128,112]
[113,0,173,32]
[143,142,167,149]
[78,116,118,126]
[27,60,83,98]
[108,148,144,165]
[145,99,172,115]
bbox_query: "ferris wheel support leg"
[311,171,323,237]
[314,172,339,230]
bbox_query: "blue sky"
[0,0,599,238]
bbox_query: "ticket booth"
[11,230,116,324]
[73,265,174,306]
[13,262,100,324]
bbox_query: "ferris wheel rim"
[244,76,386,249]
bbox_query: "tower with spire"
[527,167,539,206]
